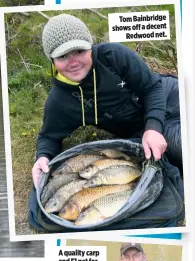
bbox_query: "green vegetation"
[6,5,177,158]
[6,4,177,179]
[4,5,178,234]
[0,0,43,7]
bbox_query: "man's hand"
[32,156,49,189]
[142,130,167,160]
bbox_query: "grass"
[7,5,177,166]
[0,0,43,7]
[5,5,178,234]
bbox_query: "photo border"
[0,0,189,242]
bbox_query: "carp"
[52,154,105,176]
[99,149,131,160]
[44,179,86,213]
[58,183,134,220]
[79,159,140,179]
[84,165,141,188]
[75,189,133,226]
[41,173,80,206]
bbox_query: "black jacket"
[36,42,176,160]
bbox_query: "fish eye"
[80,212,86,217]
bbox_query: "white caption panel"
[108,10,170,42]
[46,246,106,261]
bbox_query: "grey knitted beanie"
[42,14,93,60]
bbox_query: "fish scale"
[41,173,80,206]
[66,154,105,171]
[75,189,133,225]
[89,190,132,217]
[93,159,138,168]
[44,179,86,213]
[79,159,140,179]
[59,183,133,220]
[100,149,131,160]
[84,165,141,188]
[52,154,105,176]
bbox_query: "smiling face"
[53,49,92,82]
[120,248,147,261]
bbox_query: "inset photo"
[0,0,188,241]
[65,239,183,261]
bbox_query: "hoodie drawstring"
[78,68,98,126]
[93,69,98,125]
[78,86,86,126]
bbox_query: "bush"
[8,69,51,91]
[0,0,43,6]
[9,80,48,118]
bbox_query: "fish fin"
[100,215,107,220]
[74,200,82,214]
[83,183,89,188]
